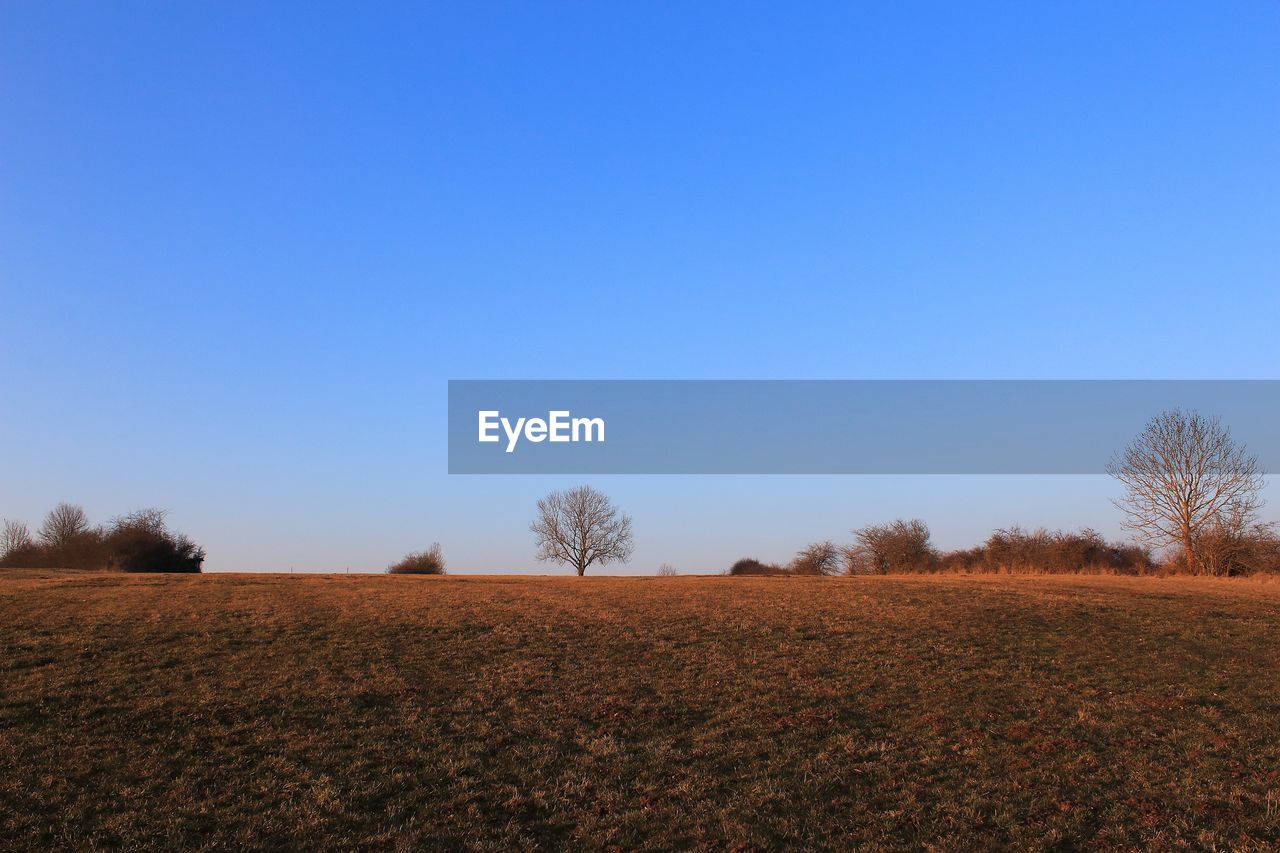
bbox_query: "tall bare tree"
[531,485,634,576]
[38,503,90,549]
[1108,409,1265,574]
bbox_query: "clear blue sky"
[2,2,1277,572]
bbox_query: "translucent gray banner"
[447,380,1280,474]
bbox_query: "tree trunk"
[1182,528,1197,575]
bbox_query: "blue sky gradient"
[2,2,1277,572]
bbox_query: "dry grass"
[2,571,1279,850]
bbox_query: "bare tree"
[1108,409,1266,575]
[656,563,678,577]
[847,519,936,574]
[790,540,843,575]
[531,485,634,576]
[38,503,90,549]
[1,519,33,560]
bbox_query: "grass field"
[2,572,1279,850]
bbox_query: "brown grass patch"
[2,571,1279,849]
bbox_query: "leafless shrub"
[934,546,984,574]
[1185,519,1280,577]
[2,505,204,572]
[789,540,843,575]
[14,503,106,569]
[388,543,446,575]
[531,485,634,576]
[848,519,937,574]
[937,527,1152,575]
[656,563,678,577]
[1109,409,1266,575]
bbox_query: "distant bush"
[935,527,1152,575]
[789,540,843,575]
[729,548,842,576]
[656,563,678,577]
[728,557,788,576]
[932,548,979,574]
[388,543,446,575]
[848,519,937,574]
[0,504,204,572]
[104,509,205,573]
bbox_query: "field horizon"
[4,570,1279,849]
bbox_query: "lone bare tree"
[1108,409,1265,574]
[38,503,90,549]
[531,485,634,576]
